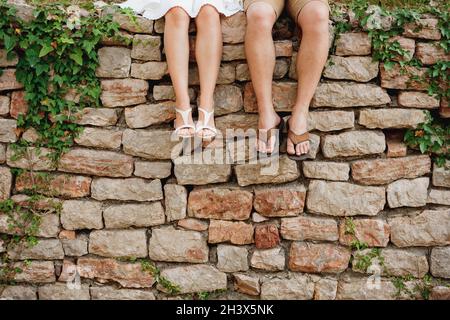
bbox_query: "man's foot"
[174,107,195,138]
[257,110,281,154]
[287,112,310,156]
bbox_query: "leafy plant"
[404,111,449,166]
[0,0,120,162]
[353,248,384,272]
[141,260,181,295]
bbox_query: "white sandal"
[196,107,217,140]
[174,107,195,138]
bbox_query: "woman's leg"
[164,7,193,136]
[287,1,329,156]
[245,2,279,153]
[195,5,222,137]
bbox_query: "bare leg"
[195,5,222,137]
[287,1,329,156]
[245,3,280,153]
[164,7,193,136]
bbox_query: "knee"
[298,2,329,28]
[246,4,276,32]
[165,7,190,27]
[196,5,220,26]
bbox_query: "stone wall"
[0,8,449,300]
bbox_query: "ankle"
[292,105,309,117]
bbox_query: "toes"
[304,141,310,154]
[268,136,277,153]
[287,138,295,155]
[258,140,266,153]
[295,143,302,156]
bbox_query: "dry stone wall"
[0,7,449,300]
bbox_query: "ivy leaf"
[69,48,83,66]
[419,141,427,154]
[39,43,54,57]
[4,34,17,52]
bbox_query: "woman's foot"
[174,107,195,138]
[196,107,217,140]
[257,110,281,154]
[287,112,310,156]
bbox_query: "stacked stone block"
[0,9,449,300]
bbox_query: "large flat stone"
[307,180,386,216]
[148,228,208,263]
[91,177,163,202]
[389,209,450,247]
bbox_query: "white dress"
[118,0,243,20]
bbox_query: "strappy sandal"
[196,107,217,141]
[285,118,311,161]
[174,107,195,139]
[256,119,285,156]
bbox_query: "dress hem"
[119,1,242,20]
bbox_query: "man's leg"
[287,1,329,156]
[244,2,279,153]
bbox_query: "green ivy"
[404,111,449,166]
[332,0,449,165]
[0,0,119,290]
[0,0,119,162]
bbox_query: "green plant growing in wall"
[140,260,181,295]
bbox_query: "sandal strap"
[175,107,193,125]
[288,130,309,145]
[196,107,217,135]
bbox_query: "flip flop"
[256,118,285,156]
[285,119,311,161]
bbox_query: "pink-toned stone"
[335,32,371,56]
[280,216,339,241]
[234,274,260,296]
[10,91,28,119]
[15,173,91,198]
[59,148,134,178]
[208,220,254,245]
[380,63,428,90]
[13,261,55,283]
[0,69,23,91]
[351,155,431,185]
[177,218,209,232]
[386,132,407,158]
[59,230,76,240]
[289,243,351,274]
[339,218,390,247]
[244,81,297,112]
[253,184,306,217]
[74,108,118,127]
[188,186,253,221]
[221,12,246,44]
[403,18,441,40]
[255,224,280,249]
[398,91,440,109]
[415,42,450,65]
[100,79,149,108]
[78,257,155,288]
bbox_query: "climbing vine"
[332,0,449,166]
[0,0,119,289]
[0,0,119,163]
